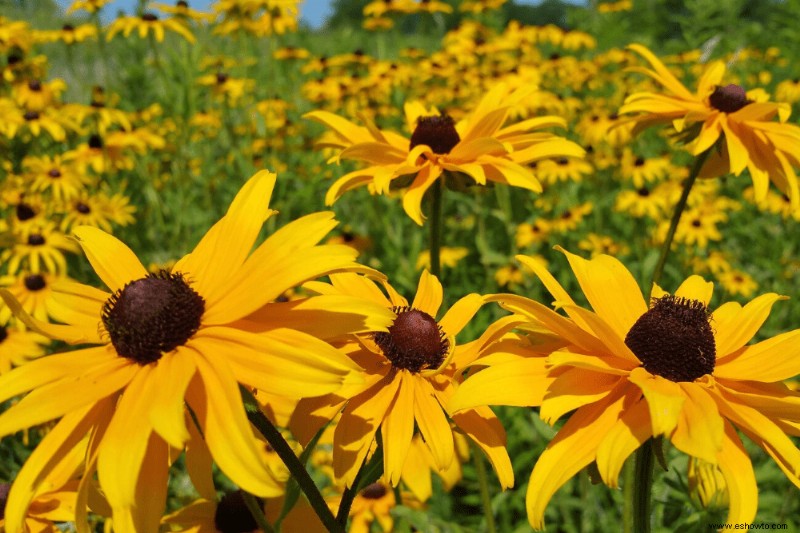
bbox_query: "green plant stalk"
[335,447,384,526]
[625,147,713,533]
[648,148,712,295]
[241,491,276,533]
[429,177,444,278]
[240,387,343,533]
[472,442,497,533]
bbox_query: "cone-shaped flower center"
[360,482,388,499]
[16,203,35,221]
[214,491,261,533]
[0,326,7,343]
[102,270,204,365]
[624,295,715,382]
[409,114,460,155]
[88,134,103,149]
[373,307,449,373]
[27,234,45,246]
[76,202,91,214]
[24,274,46,291]
[48,168,62,178]
[28,79,41,91]
[709,84,750,113]
[142,12,159,21]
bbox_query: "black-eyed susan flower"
[451,248,800,529]
[306,83,584,225]
[290,272,513,491]
[620,44,800,213]
[416,246,469,271]
[1,224,78,274]
[0,171,382,532]
[24,154,90,203]
[106,12,195,43]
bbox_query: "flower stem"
[631,440,654,533]
[472,442,497,533]
[429,178,444,278]
[241,491,275,533]
[240,387,343,533]
[649,148,712,295]
[335,447,383,526]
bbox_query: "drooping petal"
[628,367,685,437]
[413,378,454,472]
[670,382,724,464]
[72,226,148,293]
[526,387,627,529]
[451,405,513,489]
[146,348,196,449]
[449,357,551,413]
[540,368,622,425]
[596,396,651,488]
[402,164,442,226]
[560,303,640,364]
[717,421,758,526]
[186,351,284,497]
[382,371,415,485]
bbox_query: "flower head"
[451,248,800,529]
[0,171,376,531]
[306,83,584,225]
[619,44,800,213]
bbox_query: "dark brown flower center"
[76,202,91,214]
[24,274,46,291]
[89,134,104,149]
[709,84,750,113]
[102,270,204,365]
[637,187,650,197]
[27,234,45,246]
[16,202,35,221]
[373,307,449,373]
[360,482,388,499]
[142,12,159,21]
[0,326,7,343]
[214,491,262,533]
[216,72,229,84]
[409,114,460,155]
[28,79,42,91]
[624,295,715,382]
[63,24,75,31]
[23,111,40,121]
[48,168,62,178]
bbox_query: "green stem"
[472,442,497,533]
[648,148,712,297]
[626,148,712,533]
[240,387,343,533]
[429,178,444,278]
[241,491,275,533]
[632,440,654,533]
[335,447,384,526]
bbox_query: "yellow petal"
[540,368,621,425]
[628,367,685,437]
[185,413,216,500]
[596,397,651,488]
[382,371,415,485]
[73,226,147,292]
[526,387,627,530]
[452,405,513,489]
[413,378,454,471]
[174,171,276,308]
[626,44,696,101]
[147,349,196,449]
[186,351,283,497]
[438,293,483,338]
[402,164,441,226]
[671,383,724,464]
[548,350,633,376]
[717,421,758,526]
[715,329,800,383]
[713,293,787,359]
[673,275,714,305]
[560,303,640,364]
[449,357,551,413]
[558,248,647,342]
[411,269,443,317]
[0,289,102,344]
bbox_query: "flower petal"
[540,368,622,425]
[671,382,724,464]
[449,357,551,413]
[147,348,196,449]
[628,367,685,437]
[438,293,483,338]
[713,293,787,359]
[596,396,651,488]
[413,378,454,472]
[715,329,800,383]
[382,371,415,485]
[717,421,758,526]
[452,405,513,489]
[411,270,443,317]
[73,226,148,292]
[673,275,714,305]
[402,164,442,226]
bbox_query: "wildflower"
[306,83,584,225]
[290,272,513,490]
[0,323,47,374]
[106,12,195,43]
[452,249,800,529]
[716,270,757,298]
[620,44,800,213]
[416,247,469,270]
[0,172,378,531]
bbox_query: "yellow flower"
[620,44,800,213]
[106,13,196,43]
[306,83,584,225]
[0,323,47,374]
[716,269,758,298]
[0,171,374,532]
[451,248,800,529]
[415,246,469,270]
[290,272,513,490]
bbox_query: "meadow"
[0,0,799,531]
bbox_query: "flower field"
[1,0,799,531]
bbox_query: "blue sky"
[55,0,561,29]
